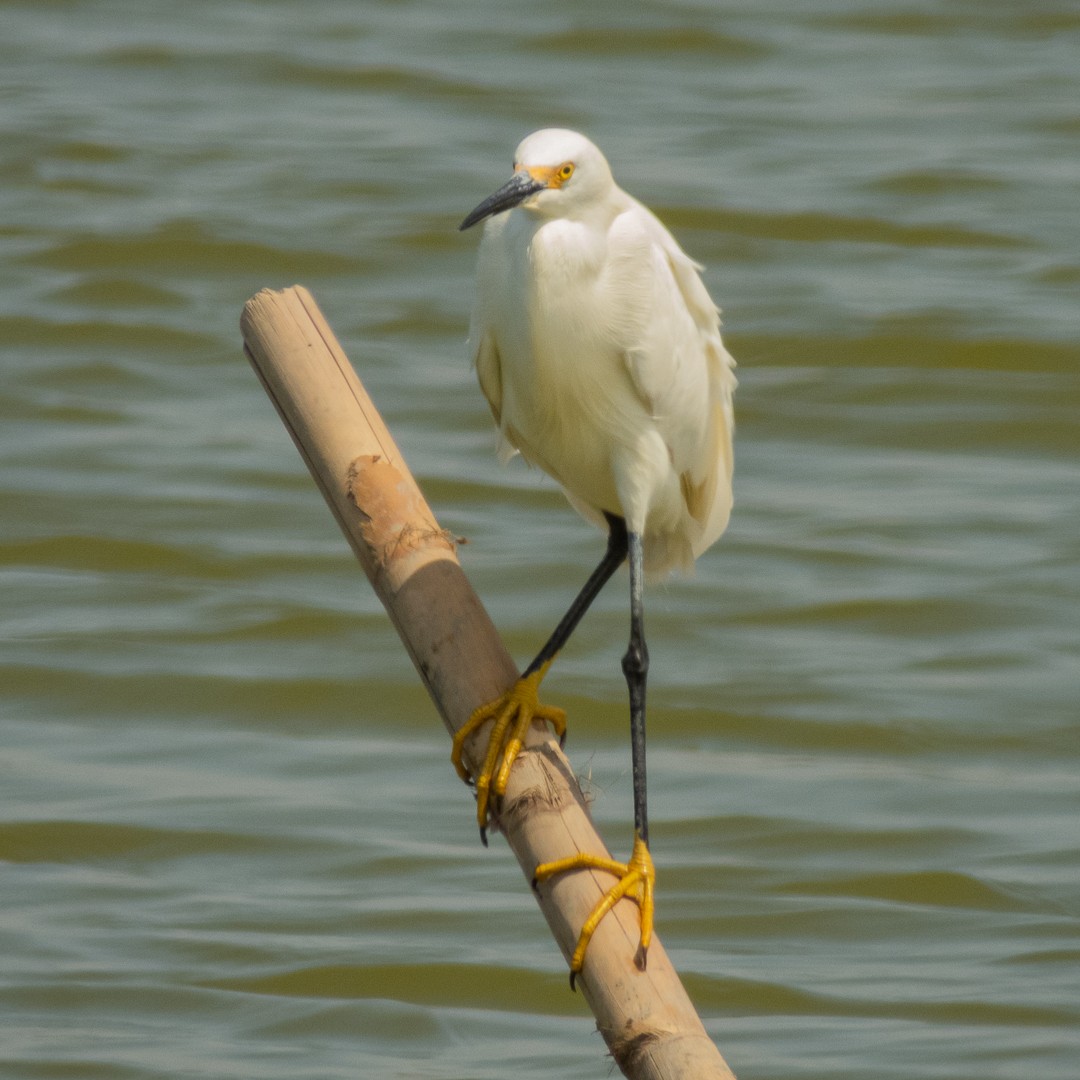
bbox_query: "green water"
[2,2,1077,1077]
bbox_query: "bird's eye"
[557,162,575,182]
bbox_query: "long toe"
[451,670,566,837]
[533,832,655,989]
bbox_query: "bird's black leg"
[623,531,649,847]
[533,526,656,986]
[452,513,630,843]
[523,512,629,680]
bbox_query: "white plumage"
[465,128,736,575]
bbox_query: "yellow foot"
[532,832,655,990]
[450,659,566,843]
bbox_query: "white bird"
[452,128,736,988]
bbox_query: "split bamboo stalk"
[241,285,737,1080]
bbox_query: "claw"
[450,659,566,835]
[533,831,655,990]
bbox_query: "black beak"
[459,171,546,231]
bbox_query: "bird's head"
[459,128,614,231]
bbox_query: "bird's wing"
[468,215,524,465]
[606,201,736,447]
[472,327,524,466]
[473,328,502,427]
[606,199,736,545]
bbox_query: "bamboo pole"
[241,285,737,1080]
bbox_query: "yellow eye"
[557,162,575,183]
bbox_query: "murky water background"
[2,2,1077,1077]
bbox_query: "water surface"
[2,1,1078,1077]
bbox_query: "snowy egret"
[453,128,736,987]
